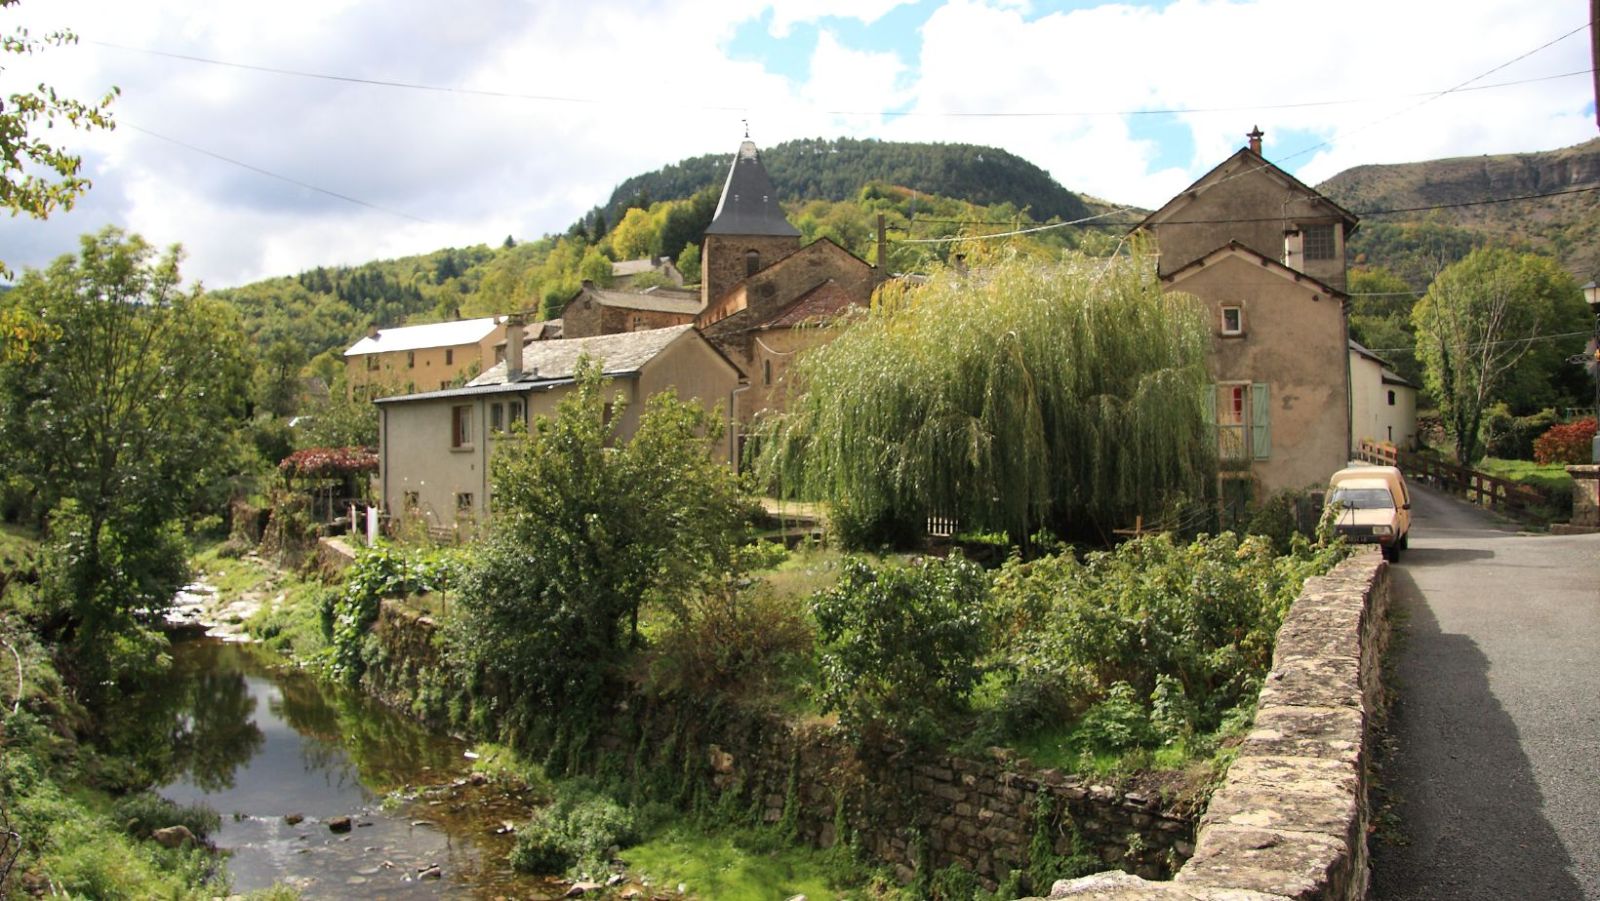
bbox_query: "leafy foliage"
[759,243,1215,547]
[987,531,1346,754]
[1533,417,1597,465]
[331,544,463,682]
[447,358,750,734]
[510,784,639,875]
[278,446,379,480]
[1413,247,1588,463]
[812,555,990,740]
[0,229,250,687]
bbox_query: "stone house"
[1139,128,1359,501]
[343,316,510,398]
[611,256,685,288]
[694,139,884,441]
[560,283,701,338]
[1349,339,1419,450]
[373,322,742,530]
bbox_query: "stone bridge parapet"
[1046,549,1390,901]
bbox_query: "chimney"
[1283,230,1304,272]
[504,314,525,380]
[1247,125,1264,155]
[368,324,380,340]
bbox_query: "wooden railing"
[1356,440,1553,515]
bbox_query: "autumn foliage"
[1532,418,1597,465]
[278,446,379,481]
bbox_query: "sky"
[2,0,1594,289]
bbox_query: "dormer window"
[1221,305,1244,336]
[746,250,760,277]
[1303,224,1336,261]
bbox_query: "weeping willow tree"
[757,241,1216,548]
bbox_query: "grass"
[624,824,861,901]
[188,538,335,658]
[1475,457,1577,494]
[0,521,39,562]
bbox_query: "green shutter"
[1251,382,1271,459]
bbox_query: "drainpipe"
[379,404,389,521]
[728,381,752,470]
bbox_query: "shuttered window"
[1210,382,1271,461]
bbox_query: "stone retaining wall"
[1048,549,1390,901]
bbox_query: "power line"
[123,123,435,224]
[87,37,1585,120]
[1365,329,1593,355]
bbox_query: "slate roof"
[574,287,702,315]
[1351,340,1418,389]
[705,141,801,238]
[343,316,501,356]
[470,324,697,386]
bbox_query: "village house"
[611,255,685,288]
[1139,128,1359,502]
[1349,339,1419,450]
[559,282,701,337]
[373,319,742,531]
[343,315,511,399]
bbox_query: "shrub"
[647,583,813,703]
[812,554,990,740]
[510,786,638,875]
[1533,417,1597,465]
[111,792,221,841]
[1481,405,1561,460]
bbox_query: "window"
[1209,383,1270,461]
[455,492,474,512]
[763,359,772,385]
[631,314,646,331]
[509,400,524,425]
[1221,306,1243,336]
[1387,390,1397,406]
[451,404,472,448]
[440,381,451,390]
[745,250,760,277]
[365,355,378,371]
[490,402,504,432]
[1302,224,1336,261]
[407,351,416,369]
[445,348,454,365]
[402,491,419,510]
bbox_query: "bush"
[1533,417,1597,465]
[647,583,813,704]
[1481,405,1561,460]
[812,554,990,740]
[111,792,221,841]
[509,786,639,875]
[989,531,1345,748]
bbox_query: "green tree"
[2,0,118,229]
[1347,266,1422,388]
[758,243,1215,548]
[609,206,658,261]
[0,228,249,682]
[1412,247,1584,463]
[448,358,748,725]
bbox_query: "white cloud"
[1,0,1591,287]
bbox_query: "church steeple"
[705,140,800,238]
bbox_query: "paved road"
[1370,484,1600,900]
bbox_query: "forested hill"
[595,137,1093,228]
[1316,138,1600,286]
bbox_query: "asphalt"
[1369,484,1600,900]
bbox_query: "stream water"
[139,638,564,899]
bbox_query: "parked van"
[1327,465,1412,562]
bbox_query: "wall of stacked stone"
[1046,549,1390,901]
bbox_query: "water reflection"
[133,639,558,899]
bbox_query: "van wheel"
[1382,544,1399,563]
[1399,533,1409,551]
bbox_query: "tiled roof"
[705,140,801,238]
[467,324,696,387]
[344,316,501,356]
[764,279,862,329]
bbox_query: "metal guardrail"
[1356,440,1554,515]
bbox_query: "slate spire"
[705,140,800,237]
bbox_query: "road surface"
[1370,483,1600,899]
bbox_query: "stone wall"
[1565,465,1599,530]
[1048,549,1390,901]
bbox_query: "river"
[139,638,565,899]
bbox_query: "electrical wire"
[123,123,436,224]
[87,37,1585,120]
[1363,329,1593,355]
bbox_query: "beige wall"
[347,327,505,398]
[739,325,838,428]
[1350,352,1418,450]
[1170,253,1351,495]
[1150,159,1348,291]
[634,333,742,463]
